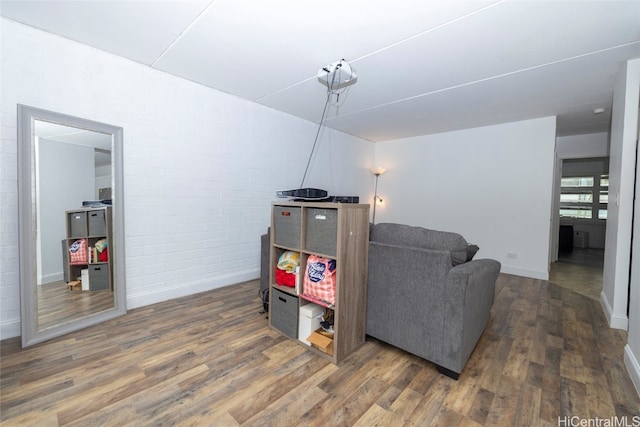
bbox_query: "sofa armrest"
[366,241,453,364]
[442,258,501,372]
[448,259,501,302]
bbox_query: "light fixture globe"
[371,166,386,176]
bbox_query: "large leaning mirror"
[18,105,126,347]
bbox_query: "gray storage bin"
[271,288,298,339]
[88,209,106,236]
[305,208,338,256]
[68,211,87,237]
[88,264,109,291]
[273,206,301,249]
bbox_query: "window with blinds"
[559,174,608,220]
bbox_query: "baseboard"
[39,272,64,285]
[624,344,640,398]
[0,270,261,341]
[600,290,629,330]
[126,269,260,310]
[0,319,21,340]
[500,265,548,280]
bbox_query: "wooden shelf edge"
[271,284,297,296]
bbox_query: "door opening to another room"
[551,157,608,300]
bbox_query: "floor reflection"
[549,247,604,301]
[37,281,114,330]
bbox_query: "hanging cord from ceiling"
[299,60,355,187]
[300,87,332,188]
[328,62,354,109]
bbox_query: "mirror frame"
[18,104,126,347]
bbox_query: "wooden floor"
[37,281,114,330]
[549,248,605,301]
[557,247,605,269]
[1,274,638,426]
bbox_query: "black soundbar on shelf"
[276,189,359,203]
[276,188,328,200]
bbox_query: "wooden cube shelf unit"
[65,206,113,291]
[269,201,370,364]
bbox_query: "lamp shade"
[371,166,386,176]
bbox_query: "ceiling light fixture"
[593,108,605,115]
[317,60,357,90]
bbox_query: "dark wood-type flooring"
[2,271,638,425]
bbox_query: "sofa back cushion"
[370,223,469,265]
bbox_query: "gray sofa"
[366,223,501,379]
[260,229,270,296]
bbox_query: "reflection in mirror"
[18,105,126,347]
[34,121,114,330]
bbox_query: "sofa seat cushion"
[370,223,469,265]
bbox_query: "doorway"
[550,157,609,300]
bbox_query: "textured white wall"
[0,19,374,339]
[374,117,557,279]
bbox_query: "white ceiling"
[3,1,640,142]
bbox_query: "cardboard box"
[307,329,333,356]
[298,303,324,346]
[67,280,82,291]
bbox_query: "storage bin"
[88,209,106,236]
[273,206,301,249]
[298,303,325,346]
[305,208,338,256]
[271,288,298,339]
[88,264,109,291]
[68,211,87,237]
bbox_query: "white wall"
[602,58,640,332]
[556,132,609,159]
[625,64,640,397]
[374,116,557,279]
[0,19,374,339]
[37,138,95,284]
[95,164,112,196]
